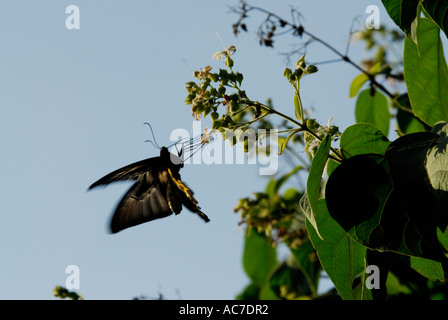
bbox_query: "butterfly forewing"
[88,157,164,189]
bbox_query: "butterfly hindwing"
[166,177,183,214]
[167,169,210,222]
[109,171,174,233]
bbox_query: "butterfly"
[88,124,212,233]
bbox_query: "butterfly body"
[89,147,209,233]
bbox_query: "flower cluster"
[185,45,251,132]
[234,187,308,249]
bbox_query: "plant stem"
[244,100,343,162]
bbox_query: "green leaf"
[349,73,369,98]
[273,165,302,193]
[383,132,445,262]
[305,135,331,238]
[279,130,299,155]
[381,0,420,40]
[243,227,277,287]
[269,259,312,299]
[265,166,302,198]
[437,227,448,251]
[404,18,448,126]
[395,93,427,134]
[225,56,234,68]
[291,241,321,295]
[327,123,390,181]
[264,179,277,198]
[425,121,448,233]
[306,199,367,300]
[410,256,444,281]
[325,154,395,251]
[293,92,303,122]
[326,159,339,177]
[421,0,448,41]
[385,272,412,295]
[339,123,390,158]
[355,89,390,136]
[259,284,279,300]
[53,286,83,300]
[235,72,243,85]
[326,130,448,262]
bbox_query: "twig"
[232,2,414,115]
[244,100,344,162]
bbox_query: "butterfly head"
[157,146,183,170]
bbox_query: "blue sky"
[1,1,396,299]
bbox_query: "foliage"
[185,1,448,300]
[53,286,83,300]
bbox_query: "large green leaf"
[382,0,448,41]
[325,154,395,249]
[355,89,390,136]
[386,130,446,262]
[404,18,448,126]
[421,0,448,40]
[382,132,445,262]
[425,121,448,232]
[325,130,447,263]
[304,135,331,238]
[243,227,277,287]
[306,199,368,300]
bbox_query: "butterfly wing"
[88,157,164,190]
[109,170,176,233]
[167,168,210,222]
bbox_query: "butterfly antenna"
[167,139,184,150]
[145,139,160,150]
[144,122,161,149]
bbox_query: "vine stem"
[240,4,414,115]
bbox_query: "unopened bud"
[305,65,318,74]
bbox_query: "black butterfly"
[89,129,211,233]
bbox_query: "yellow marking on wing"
[167,168,197,203]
